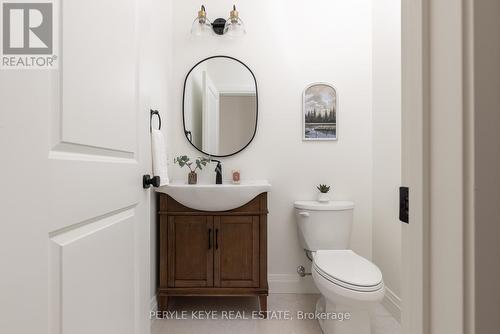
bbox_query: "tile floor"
[151,294,401,334]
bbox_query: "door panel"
[168,216,214,287]
[0,0,151,333]
[61,0,137,152]
[50,209,135,334]
[214,216,259,288]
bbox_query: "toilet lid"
[294,200,354,211]
[313,250,383,291]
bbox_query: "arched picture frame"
[303,83,338,141]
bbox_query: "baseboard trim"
[268,274,319,294]
[382,287,401,323]
[150,276,400,322]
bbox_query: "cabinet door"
[167,216,213,287]
[214,216,259,287]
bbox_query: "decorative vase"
[188,171,197,184]
[317,192,330,203]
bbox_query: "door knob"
[143,175,160,189]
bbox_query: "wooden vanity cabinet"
[166,215,214,288]
[157,192,268,314]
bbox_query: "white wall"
[206,59,256,93]
[372,0,402,318]
[167,0,374,291]
[219,95,257,154]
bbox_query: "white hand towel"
[151,129,169,186]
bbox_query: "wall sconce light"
[191,5,246,37]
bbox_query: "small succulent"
[174,155,211,172]
[317,184,331,193]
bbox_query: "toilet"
[294,200,384,334]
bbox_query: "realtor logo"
[1,0,58,69]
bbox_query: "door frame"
[401,0,430,332]
[401,0,470,333]
[202,71,220,155]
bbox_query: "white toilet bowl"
[312,250,384,334]
[293,200,384,334]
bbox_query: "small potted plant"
[174,155,211,184]
[317,184,331,203]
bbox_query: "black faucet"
[211,159,223,184]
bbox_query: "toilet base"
[316,296,371,334]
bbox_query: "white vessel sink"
[156,180,271,211]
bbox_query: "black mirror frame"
[182,55,259,158]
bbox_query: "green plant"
[174,155,211,172]
[317,184,331,193]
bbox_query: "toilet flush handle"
[298,211,310,217]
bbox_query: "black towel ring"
[150,109,161,132]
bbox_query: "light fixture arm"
[192,4,245,36]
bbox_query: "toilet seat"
[313,250,383,292]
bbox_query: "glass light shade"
[223,17,246,37]
[223,6,246,37]
[191,17,213,37]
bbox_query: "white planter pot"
[317,193,330,203]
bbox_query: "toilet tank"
[294,200,354,251]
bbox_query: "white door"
[0,1,151,334]
[401,0,429,333]
[202,71,220,154]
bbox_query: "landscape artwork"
[303,83,337,140]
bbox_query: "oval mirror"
[182,56,258,157]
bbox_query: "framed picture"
[303,83,338,141]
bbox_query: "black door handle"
[143,175,160,189]
[208,229,212,249]
[215,229,219,249]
